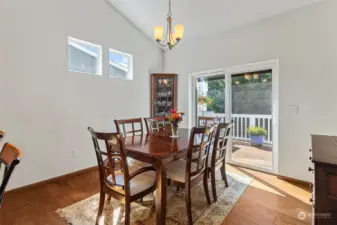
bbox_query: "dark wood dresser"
[311,135,337,225]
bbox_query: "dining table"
[123,128,191,225]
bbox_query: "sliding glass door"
[228,71,273,171]
[191,60,279,174]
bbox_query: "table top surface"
[124,128,192,159]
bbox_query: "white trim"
[188,59,279,174]
[109,48,133,80]
[109,60,128,72]
[226,59,279,174]
[68,41,98,58]
[189,68,226,128]
[67,36,102,76]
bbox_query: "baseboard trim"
[6,166,98,194]
[228,162,312,186]
[277,175,312,186]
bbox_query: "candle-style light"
[154,0,184,50]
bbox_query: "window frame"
[108,48,133,80]
[67,36,103,76]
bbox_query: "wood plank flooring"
[0,166,312,225]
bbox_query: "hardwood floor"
[0,166,312,225]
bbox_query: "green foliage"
[248,126,267,136]
[206,79,225,113]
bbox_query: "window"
[68,37,102,75]
[109,48,133,80]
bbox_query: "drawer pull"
[309,156,312,161]
[308,167,314,172]
[309,148,312,152]
[310,198,313,202]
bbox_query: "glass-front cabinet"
[151,73,178,117]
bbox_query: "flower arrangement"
[166,109,184,137]
[166,109,184,125]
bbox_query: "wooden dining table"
[123,128,191,225]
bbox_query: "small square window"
[109,48,133,80]
[68,37,102,75]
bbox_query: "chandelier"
[153,0,184,50]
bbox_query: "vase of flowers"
[165,109,184,138]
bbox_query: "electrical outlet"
[72,149,77,158]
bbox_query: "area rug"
[56,172,251,225]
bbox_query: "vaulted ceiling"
[108,0,322,41]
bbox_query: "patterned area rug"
[56,172,251,225]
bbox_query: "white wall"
[0,0,163,189]
[165,0,337,182]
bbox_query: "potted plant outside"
[248,126,267,146]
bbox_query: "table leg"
[155,160,167,225]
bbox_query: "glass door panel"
[230,70,273,171]
[195,74,225,125]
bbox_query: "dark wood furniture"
[144,116,167,134]
[0,143,23,206]
[114,118,144,136]
[198,116,221,127]
[311,135,337,225]
[88,127,156,225]
[151,74,178,117]
[166,127,214,225]
[208,122,232,202]
[123,128,198,225]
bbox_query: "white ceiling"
[108,0,322,41]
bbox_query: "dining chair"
[0,130,4,141]
[0,143,23,206]
[208,122,232,202]
[88,127,156,225]
[144,116,166,133]
[166,126,214,225]
[114,118,144,136]
[198,116,221,127]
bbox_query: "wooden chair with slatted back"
[166,126,215,225]
[114,118,144,136]
[208,122,232,202]
[0,130,4,140]
[144,116,166,134]
[0,143,23,206]
[198,116,221,127]
[88,127,155,225]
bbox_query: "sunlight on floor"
[227,165,311,204]
[249,179,285,197]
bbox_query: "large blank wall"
[165,0,337,182]
[0,0,163,189]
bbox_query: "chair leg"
[203,171,211,205]
[220,164,229,187]
[124,200,131,225]
[95,191,105,225]
[185,182,193,225]
[211,168,217,202]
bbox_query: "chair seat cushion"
[107,166,155,196]
[166,159,198,183]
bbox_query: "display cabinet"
[151,73,178,117]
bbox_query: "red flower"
[169,109,177,114]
